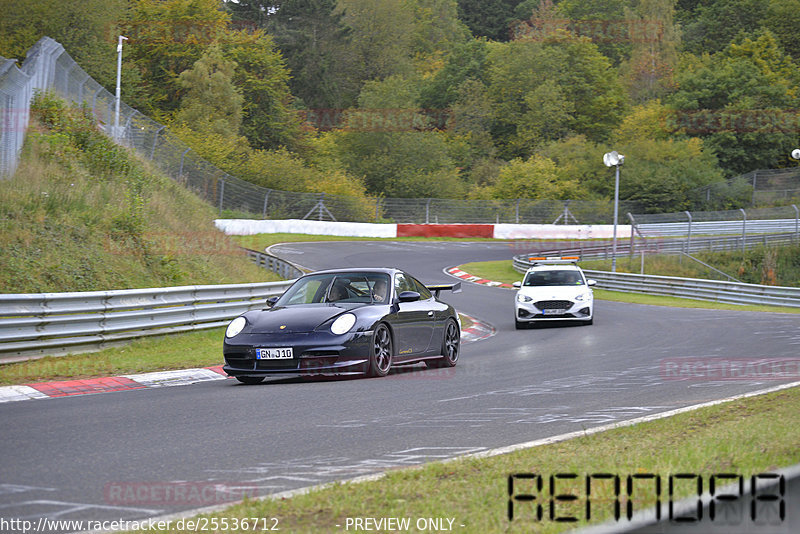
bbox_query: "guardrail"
[0,280,294,361]
[242,247,307,278]
[512,257,800,308]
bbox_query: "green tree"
[486,37,627,158]
[514,0,638,65]
[125,0,231,116]
[418,38,489,110]
[456,0,519,41]
[536,135,609,198]
[226,32,304,150]
[0,0,144,108]
[490,155,582,200]
[678,0,763,56]
[765,0,800,60]
[667,32,800,175]
[256,0,360,109]
[334,0,417,82]
[174,46,243,138]
[620,0,680,103]
[333,75,465,198]
[616,137,724,212]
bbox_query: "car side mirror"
[587,279,597,287]
[398,291,420,302]
[265,296,280,308]
[513,281,521,288]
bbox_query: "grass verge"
[132,385,800,533]
[1,94,274,293]
[0,328,226,386]
[459,260,800,314]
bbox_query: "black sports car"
[223,268,462,383]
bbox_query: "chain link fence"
[690,167,800,209]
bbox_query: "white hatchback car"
[513,257,596,329]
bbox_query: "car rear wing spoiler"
[426,282,462,298]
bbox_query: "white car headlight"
[225,316,246,338]
[330,313,356,335]
[517,294,533,303]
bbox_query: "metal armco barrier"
[0,280,294,361]
[583,271,800,308]
[512,257,800,308]
[242,247,307,279]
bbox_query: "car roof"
[303,267,400,276]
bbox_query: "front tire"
[368,324,393,377]
[427,318,460,368]
[235,376,264,385]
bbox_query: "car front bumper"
[223,330,373,376]
[515,300,593,322]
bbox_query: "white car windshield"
[524,270,584,286]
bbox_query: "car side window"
[394,273,415,295]
[410,276,432,300]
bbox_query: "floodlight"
[791,149,800,160]
[603,151,624,167]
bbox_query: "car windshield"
[276,273,391,306]
[524,270,584,286]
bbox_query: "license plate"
[256,347,293,360]
[542,309,567,315]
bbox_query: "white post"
[114,35,128,140]
[611,164,620,272]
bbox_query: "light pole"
[603,151,625,272]
[114,35,128,141]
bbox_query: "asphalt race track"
[2,240,799,531]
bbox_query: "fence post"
[684,210,692,254]
[150,125,165,159]
[740,208,747,254]
[515,199,520,224]
[425,198,431,224]
[375,197,381,222]
[219,179,225,216]
[793,204,799,244]
[178,147,190,178]
[262,189,271,219]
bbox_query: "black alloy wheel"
[368,323,393,377]
[427,318,460,368]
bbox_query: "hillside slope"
[0,93,277,293]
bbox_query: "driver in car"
[372,278,389,302]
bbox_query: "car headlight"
[330,313,356,335]
[517,294,533,303]
[225,316,246,338]
[575,293,592,301]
